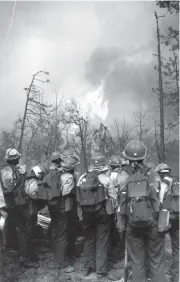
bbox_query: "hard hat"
[32,164,48,177]
[155,163,171,173]
[61,149,79,162]
[90,152,106,167]
[123,140,147,161]
[51,151,62,162]
[5,148,21,161]
[108,155,121,166]
[61,156,79,171]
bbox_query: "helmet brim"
[123,151,147,161]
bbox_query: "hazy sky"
[0,1,177,129]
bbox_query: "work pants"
[16,204,33,259]
[82,206,110,274]
[169,219,179,282]
[49,202,70,267]
[109,214,120,250]
[67,202,82,257]
[126,220,167,282]
[3,207,18,251]
[29,199,46,242]
[4,205,33,260]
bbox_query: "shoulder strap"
[5,164,18,180]
[142,166,151,176]
[121,166,133,176]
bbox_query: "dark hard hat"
[109,155,121,166]
[90,152,106,166]
[51,151,61,162]
[123,140,147,161]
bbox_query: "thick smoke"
[85,45,156,104]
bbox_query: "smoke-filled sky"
[0,1,178,129]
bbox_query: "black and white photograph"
[0,0,179,281]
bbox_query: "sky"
[0,1,178,130]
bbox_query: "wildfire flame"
[77,83,109,122]
[59,82,109,135]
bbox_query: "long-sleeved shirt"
[1,165,15,194]
[1,164,28,207]
[159,176,173,204]
[110,168,121,193]
[0,182,6,209]
[60,172,75,196]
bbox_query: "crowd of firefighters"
[0,139,178,282]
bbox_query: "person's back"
[117,140,167,282]
[1,163,27,207]
[48,151,78,274]
[0,148,38,268]
[24,164,48,247]
[77,152,117,280]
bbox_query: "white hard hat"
[5,148,21,161]
[32,165,44,177]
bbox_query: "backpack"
[76,171,105,212]
[41,169,61,204]
[120,167,156,228]
[170,181,179,218]
[24,176,39,200]
[0,165,27,207]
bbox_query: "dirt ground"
[4,233,172,282]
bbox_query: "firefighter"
[117,140,167,282]
[109,155,121,193]
[76,152,117,280]
[24,164,48,253]
[44,151,75,273]
[60,156,80,259]
[108,155,122,253]
[156,163,179,282]
[0,148,37,268]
